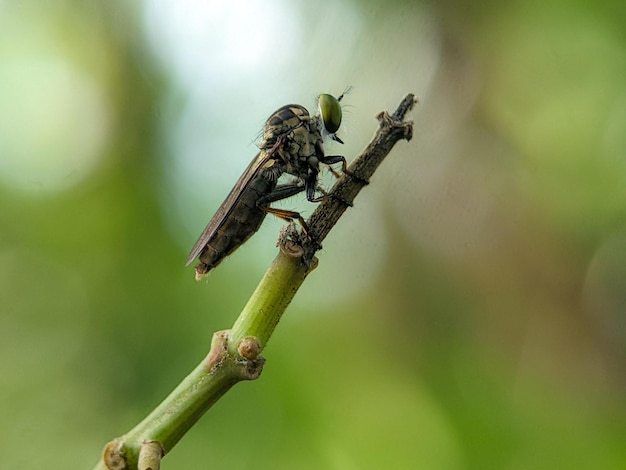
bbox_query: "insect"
[186,92,353,279]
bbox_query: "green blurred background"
[1,0,625,468]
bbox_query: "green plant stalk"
[228,251,315,356]
[96,333,236,469]
[95,253,315,470]
[95,94,416,470]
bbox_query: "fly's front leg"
[319,155,370,185]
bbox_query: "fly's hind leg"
[257,183,323,250]
[256,183,311,234]
[262,206,310,234]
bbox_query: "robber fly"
[186,92,351,279]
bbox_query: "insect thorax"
[259,105,310,148]
[259,103,324,178]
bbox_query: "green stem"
[228,251,315,356]
[94,94,416,470]
[97,331,253,469]
[95,252,315,470]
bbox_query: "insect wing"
[185,150,274,266]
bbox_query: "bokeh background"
[1,0,625,468]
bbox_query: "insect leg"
[257,183,305,205]
[308,155,369,207]
[256,183,311,233]
[303,167,351,212]
[306,187,351,206]
[320,154,370,185]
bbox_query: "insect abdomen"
[196,173,275,275]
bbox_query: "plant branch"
[94,94,416,470]
[302,93,416,263]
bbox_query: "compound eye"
[318,93,342,134]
